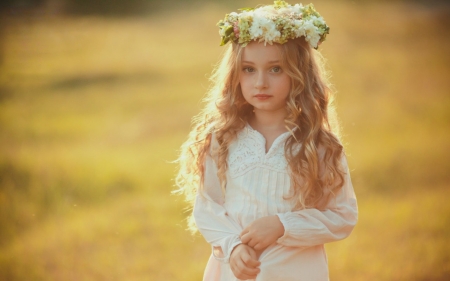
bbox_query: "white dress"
[193,125,358,281]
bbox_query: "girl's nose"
[255,72,268,89]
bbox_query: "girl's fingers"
[238,261,260,276]
[245,257,261,268]
[232,257,259,279]
[240,232,250,244]
[243,238,264,247]
[253,241,268,251]
[236,272,258,280]
[253,243,262,251]
[239,228,249,238]
[242,251,261,268]
[248,239,257,248]
[230,245,261,279]
[231,265,256,280]
[241,232,261,247]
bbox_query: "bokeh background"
[1,0,449,280]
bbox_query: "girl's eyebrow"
[241,60,281,64]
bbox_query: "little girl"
[176,1,358,280]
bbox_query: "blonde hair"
[175,38,345,230]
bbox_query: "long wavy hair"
[175,37,345,231]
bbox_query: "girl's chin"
[254,96,271,101]
[252,106,286,113]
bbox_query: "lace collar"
[244,123,292,156]
[227,124,293,177]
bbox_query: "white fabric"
[193,124,358,281]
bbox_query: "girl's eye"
[271,66,281,73]
[243,67,254,73]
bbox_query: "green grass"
[1,1,449,280]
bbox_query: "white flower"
[264,28,281,43]
[240,10,253,21]
[303,20,315,32]
[310,15,326,26]
[249,15,264,38]
[278,7,292,16]
[293,20,306,37]
[292,4,304,14]
[308,33,321,48]
[259,5,277,15]
[303,20,320,48]
[250,14,280,43]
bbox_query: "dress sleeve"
[193,151,243,263]
[276,154,358,247]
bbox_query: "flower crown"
[217,1,329,49]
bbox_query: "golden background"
[1,0,449,280]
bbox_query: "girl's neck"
[249,108,287,132]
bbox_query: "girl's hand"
[240,215,285,251]
[230,244,261,280]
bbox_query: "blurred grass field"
[0,0,449,280]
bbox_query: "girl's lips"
[254,94,271,100]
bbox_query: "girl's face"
[239,42,291,115]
